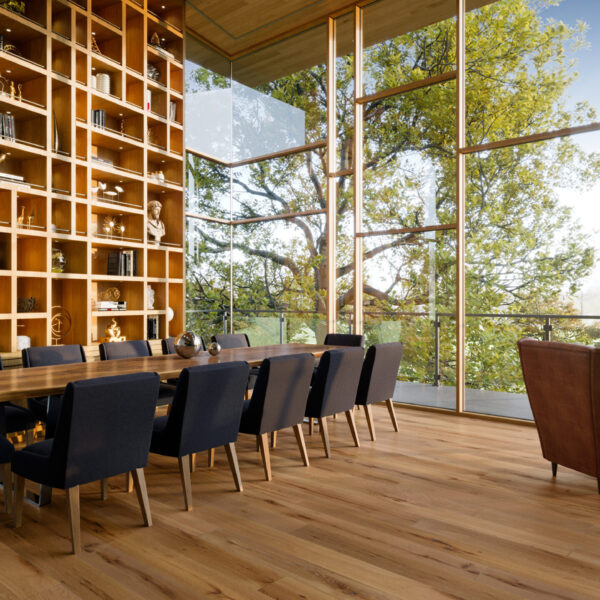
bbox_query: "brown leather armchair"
[518,338,600,493]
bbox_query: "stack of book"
[91,109,106,127]
[96,301,127,311]
[106,249,138,276]
[147,316,159,339]
[0,112,15,141]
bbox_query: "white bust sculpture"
[147,284,155,309]
[147,200,165,243]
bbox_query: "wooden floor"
[1,405,600,600]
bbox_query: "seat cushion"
[1,403,36,434]
[11,439,54,486]
[0,435,14,464]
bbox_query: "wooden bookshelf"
[0,0,185,352]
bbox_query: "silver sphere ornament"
[174,331,202,358]
[207,341,221,356]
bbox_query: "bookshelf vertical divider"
[0,0,185,353]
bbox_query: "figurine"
[147,199,165,243]
[9,80,15,99]
[147,284,155,309]
[105,318,126,342]
[17,83,22,101]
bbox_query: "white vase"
[17,335,30,350]
[96,73,110,94]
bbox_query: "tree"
[186,0,600,391]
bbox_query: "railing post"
[222,311,228,334]
[543,317,552,342]
[279,311,284,344]
[434,313,441,387]
[348,313,353,334]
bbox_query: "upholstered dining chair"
[150,362,249,510]
[518,338,600,493]
[12,372,160,554]
[305,347,364,457]
[323,333,365,348]
[0,434,14,513]
[22,345,87,438]
[239,353,314,481]
[212,333,259,403]
[99,340,175,405]
[355,342,404,441]
[0,357,36,444]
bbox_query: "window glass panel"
[466,0,599,145]
[185,35,231,162]
[465,131,600,419]
[363,0,456,96]
[185,153,230,218]
[231,25,327,161]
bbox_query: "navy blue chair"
[0,356,35,443]
[150,362,249,510]
[323,333,365,348]
[99,340,175,405]
[13,372,160,554]
[305,347,364,457]
[212,333,259,394]
[22,345,86,438]
[0,434,14,513]
[239,353,314,481]
[355,343,403,441]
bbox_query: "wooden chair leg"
[208,448,215,468]
[256,436,260,451]
[2,463,12,514]
[364,404,376,442]
[178,455,193,511]
[25,429,34,445]
[552,462,557,477]
[190,453,196,472]
[318,418,331,458]
[308,418,313,435]
[345,410,360,447]
[131,468,152,527]
[271,431,277,449]
[100,478,108,501]
[125,471,133,493]
[224,443,243,492]
[257,433,272,481]
[293,424,309,467]
[386,398,399,432]
[332,413,337,419]
[66,486,81,555]
[13,474,24,528]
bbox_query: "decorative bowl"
[207,342,221,356]
[174,331,202,358]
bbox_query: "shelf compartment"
[93,313,142,343]
[125,73,143,108]
[147,0,183,32]
[0,13,47,68]
[75,50,87,85]
[75,202,87,235]
[167,282,182,336]
[147,85,167,119]
[0,4,47,29]
[147,22,183,62]
[147,247,166,278]
[17,193,46,231]
[0,149,47,190]
[169,125,182,155]
[17,317,48,347]
[148,191,181,247]
[147,154,182,186]
[0,275,10,313]
[168,250,183,279]
[51,159,71,195]
[53,239,87,273]
[52,0,72,40]
[51,38,71,79]
[52,81,72,155]
[76,12,88,47]
[146,281,165,310]
[92,279,143,310]
[17,235,46,271]
[91,143,143,176]
[125,7,144,75]
[52,278,87,344]
[91,208,143,242]
[169,62,182,94]
[0,56,47,108]
[52,198,72,234]
[0,232,10,269]
[17,276,47,313]
[91,179,143,209]
[91,244,143,276]
[91,57,123,99]
[0,189,10,225]
[91,0,123,30]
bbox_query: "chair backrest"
[162,362,249,456]
[518,338,600,478]
[355,342,403,406]
[306,347,364,417]
[212,333,251,349]
[22,345,86,368]
[323,333,365,348]
[99,340,151,360]
[244,353,314,434]
[50,372,160,488]
[0,434,13,464]
[162,336,205,355]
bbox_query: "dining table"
[0,343,336,506]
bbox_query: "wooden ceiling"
[186,0,495,85]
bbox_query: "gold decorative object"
[147,199,165,243]
[102,214,125,238]
[150,32,162,48]
[91,35,102,55]
[26,208,35,228]
[4,43,21,57]
[17,297,36,313]
[9,80,15,99]
[51,247,67,273]
[17,205,25,225]
[98,287,120,302]
[102,318,126,342]
[17,83,22,101]
[51,306,72,344]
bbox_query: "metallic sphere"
[207,341,221,356]
[174,331,202,358]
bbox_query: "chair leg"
[13,475,24,528]
[178,455,193,511]
[100,478,108,501]
[190,453,196,472]
[65,486,81,555]
[2,463,12,514]
[224,443,243,492]
[552,462,557,477]
[257,433,272,481]
[364,404,376,442]
[308,418,313,436]
[386,398,399,432]
[25,429,34,445]
[131,468,152,527]
[318,418,331,458]
[125,471,133,493]
[332,413,337,419]
[293,424,309,467]
[345,410,360,447]
[256,436,260,451]
[208,448,215,468]
[271,431,277,449]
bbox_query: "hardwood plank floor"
[1,406,600,599]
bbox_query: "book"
[106,250,138,276]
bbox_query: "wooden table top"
[0,344,334,401]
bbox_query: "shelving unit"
[0,0,185,351]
